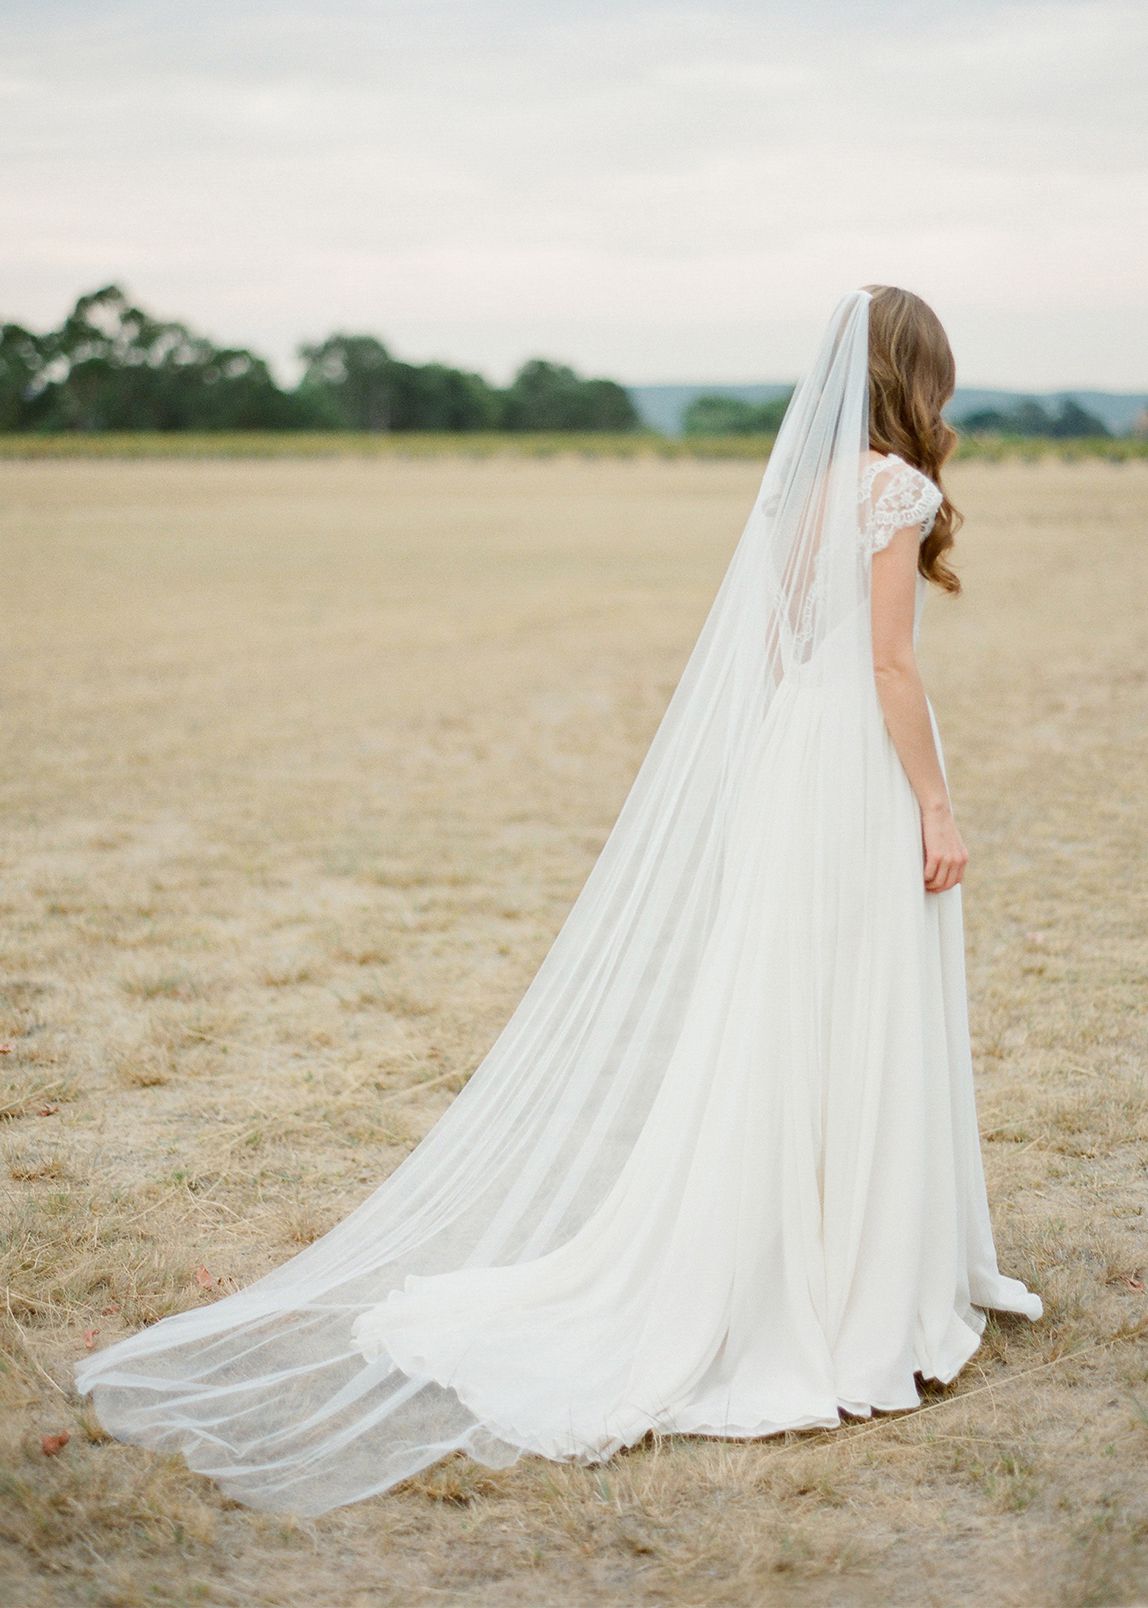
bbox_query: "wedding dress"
[74,290,1042,1516]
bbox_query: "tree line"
[682,391,1112,438]
[956,397,1110,438]
[0,286,640,433]
[0,286,1118,439]
[682,393,793,436]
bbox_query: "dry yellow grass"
[1,455,1146,1607]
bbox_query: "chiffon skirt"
[351,671,1042,1461]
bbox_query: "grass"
[0,429,1144,461]
[1,453,1146,1605]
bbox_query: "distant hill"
[942,389,1147,436]
[627,384,1148,438]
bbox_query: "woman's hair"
[863,283,963,594]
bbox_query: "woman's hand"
[921,801,968,893]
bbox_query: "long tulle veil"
[75,289,876,1515]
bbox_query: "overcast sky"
[2,0,1145,389]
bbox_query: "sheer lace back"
[859,453,943,556]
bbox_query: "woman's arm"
[870,526,968,893]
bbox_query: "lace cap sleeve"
[859,455,943,557]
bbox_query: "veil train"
[75,291,1039,1515]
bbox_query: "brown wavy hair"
[863,284,963,594]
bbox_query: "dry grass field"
[1,453,1146,1607]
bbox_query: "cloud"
[1,0,1144,387]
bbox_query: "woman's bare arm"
[870,526,968,892]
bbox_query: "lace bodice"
[858,452,943,645]
[858,453,943,557]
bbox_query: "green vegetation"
[0,285,639,434]
[295,333,502,431]
[1,285,1141,456]
[957,396,1112,438]
[682,391,793,435]
[0,430,1143,462]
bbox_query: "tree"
[500,359,639,431]
[0,323,48,429]
[296,337,502,431]
[957,397,1110,438]
[296,334,397,430]
[4,285,313,431]
[682,392,793,436]
[1048,399,1110,439]
[0,286,644,434]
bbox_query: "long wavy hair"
[863,284,963,594]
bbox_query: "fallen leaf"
[83,1328,100,1349]
[41,1431,70,1456]
[100,1303,120,1316]
[1127,1276,1145,1292]
[0,1043,12,1054]
[194,1264,217,1289]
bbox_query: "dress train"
[352,666,1041,1461]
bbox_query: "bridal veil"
[76,290,884,1514]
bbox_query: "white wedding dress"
[74,293,1042,1516]
[348,450,1042,1456]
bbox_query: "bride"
[75,285,1043,1516]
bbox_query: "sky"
[2,0,1145,390]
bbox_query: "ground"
[1,453,1145,1607]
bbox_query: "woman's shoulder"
[859,449,939,494]
[857,450,943,551]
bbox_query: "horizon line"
[622,379,1148,396]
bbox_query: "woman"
[75,286,1042,1516]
